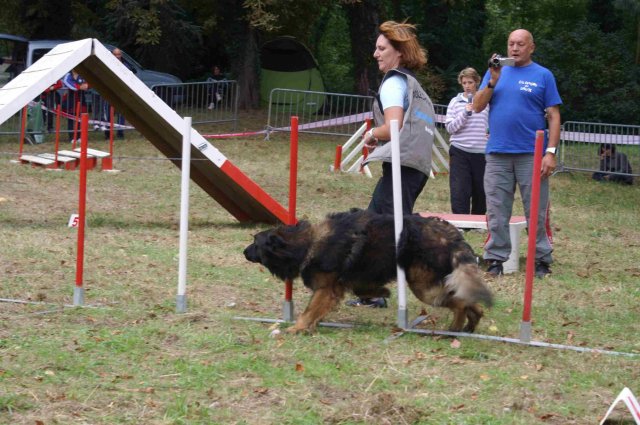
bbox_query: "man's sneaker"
[535,261,552,278]
[486,260,504,277]
[208,102,216,110]
[345,297,387,308]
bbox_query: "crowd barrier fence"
[559,121,639,178]
[0,80,239,144]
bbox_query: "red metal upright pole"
[285,116,299,306]
[74,114,89,306]
[333,145,342,172]
[72,96,80,149]
[520,130,545,341]
[288,116,299,226]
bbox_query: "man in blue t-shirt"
[473,29,562,278]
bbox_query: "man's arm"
[541,105,561,178]
[473,64,501,113]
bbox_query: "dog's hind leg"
[462,304,484,333]
[286,274,344,334]
[443,298,468,332]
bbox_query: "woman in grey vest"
[347,20,436,308]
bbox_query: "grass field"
[1,113,639,424]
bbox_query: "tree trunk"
[345,0,381,95]
[236,27,261,110]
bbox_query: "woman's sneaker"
[345,297,387,308]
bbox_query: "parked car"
[0,34,183,105]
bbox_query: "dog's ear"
[266,233,285,249]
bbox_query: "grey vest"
[364,68,436,176]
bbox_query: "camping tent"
[260,36,325,111]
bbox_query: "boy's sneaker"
[345,297,387,308]
[486,260,504,277]
[535,261,552,278]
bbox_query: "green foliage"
[315,6,354,94]
[483,0,590,56]
[103,0,202,78]
[537,20,640,124]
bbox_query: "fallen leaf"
[567,331,575,343]
[44,370,55,376]
[520,375,529,380]
[536,364,544,371]
[488,325,498,333]
[295,362,304,372]
[480,374,490,381]
[450,339,461,349]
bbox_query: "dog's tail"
[437,242,493,308]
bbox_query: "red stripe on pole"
[522,130,545,323]
[285,116,299,302]
[334,145,342,172]
[288,115,299,226]
[75,114,89,288]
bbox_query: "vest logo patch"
[414,110,434,125]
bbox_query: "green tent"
[260,36,325,111]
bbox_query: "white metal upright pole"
[176,117,192,313]
[390,120,407,328]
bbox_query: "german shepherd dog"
[243,209,493,334]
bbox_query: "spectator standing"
[592,144,634,185]
[347,20,436,308]
[103,47,131,139]
[473,29,562,278]
[445,67,489,214]
[60,69,88,143]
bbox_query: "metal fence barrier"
[152,80,239,128]
[266,88,449,138]
[559,121,639,178]
[265,89,374,139]
[0,80,239,143]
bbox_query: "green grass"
[0,112,639,424]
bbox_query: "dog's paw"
[285,325,308,334]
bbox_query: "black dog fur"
[244,209,493,333]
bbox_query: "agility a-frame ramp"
[0,38,288,224]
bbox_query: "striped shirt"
[445,93,489,154]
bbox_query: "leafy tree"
[17,0,73,39]
[537,20,640,124]
[612,0,640,64]
[314,6,355,94]
[103,0,202,79]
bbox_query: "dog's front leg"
[286,275,344,334]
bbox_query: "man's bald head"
[508,29,535,67]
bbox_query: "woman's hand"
[363,128,378,151]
